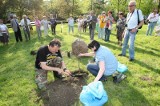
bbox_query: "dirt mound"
[41,71,88,106]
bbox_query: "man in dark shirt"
[35,39,71,89]
[49,14,57,35]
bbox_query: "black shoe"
[113,74,127,83]
[129,58,134,61]
[118,54,126,56]
[101,78,107,82]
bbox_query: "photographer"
[118,1,144,61]
[146,9,159,36]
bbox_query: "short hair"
[119,12,124,16]
[129,0,136,6]
[13,15,17,18]
[108,11,112,14]
[88,40,100,51]
[23,15,27,18]
[49,39,61,47]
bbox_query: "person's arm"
[40,62,63,74]
[61,61,71,75]
[132,10,144,33]
[78,52,95,57]
[10,20,13,28]
[94,61,105,82]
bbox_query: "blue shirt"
[95,46,118,76]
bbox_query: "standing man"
[50,14,57,35]
[10,15,23,42]
[35,39,71,89]
[88,11,97,41]
[118,1,144,61]
[146,9,159,36]
[20,15,31,41]
[67,16,74,34]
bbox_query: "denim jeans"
[146,22,157,36]
[87,63,106,81]
[36,27,41,39]
[121,29,136,59]
[68,25,74,33]
[98,28,105,39]
[89,28,95,40]
[105,28,111,41]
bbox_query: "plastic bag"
[117,62,128,73]
[40,26,44,31]
[80,81,108,106]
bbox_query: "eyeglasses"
[128,5,135,7]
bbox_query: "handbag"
[108,24,112,30]
[40,26,44,30]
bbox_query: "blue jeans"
[105,28,111,41]
[68,25,74,33]
[98,28,105,39]
[146,22,157,36]
[87,63,106,81]
[121,30,136,59]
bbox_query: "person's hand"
[63,69,72,76]
[78,53,83,57]
[131,28,138,33]
[57,68,63,74]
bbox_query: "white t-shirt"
[147,13,159,22]
[126,9,143,29]
[68,18,74,26]
[0,24,8,33]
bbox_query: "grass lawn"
[0,24,160,106]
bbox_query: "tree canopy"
[0,0,159,21]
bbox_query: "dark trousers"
[51,25,56,34]
[105,28,111,41]
[89,28,95,40]
[23,27,30,41]
[14,27,23,42]
[87,63,106,81]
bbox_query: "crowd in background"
[0,4,159,46]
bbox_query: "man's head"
[48,39,61,53]
[102,11,106,16]
[43,16,47,19]
[88,40,100,52]
[108,11,112,16]
[118,12,124,18]
[13,15,17,18]
[128,1,136,13]
[153,9,158,14]
[90,10,94,16]
[23,15,27,19]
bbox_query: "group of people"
[0,0,159,94]
[0,14,58,45]
[35,0,144,90]
[67,11,97,41]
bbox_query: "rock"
[72,39,88,56]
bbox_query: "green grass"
[0,24,160,106]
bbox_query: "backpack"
[137,10,142,29]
